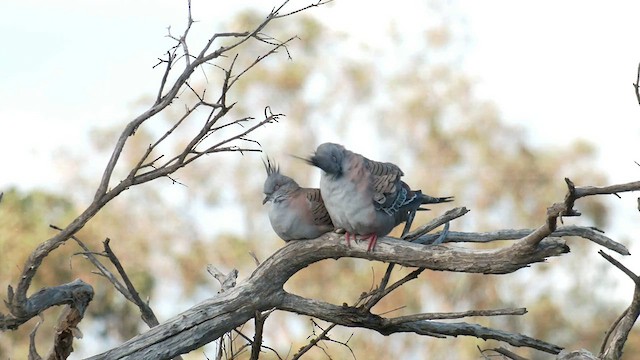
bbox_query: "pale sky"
[462,1,640,184]
[1,0,638,264]
[2,1,639,187]
[3,0,639,238]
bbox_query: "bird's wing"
[303,188,334,227]
[364,158,409,213]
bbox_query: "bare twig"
[361,263,396,310]
[483,346,529,360]
[273,0,334,18]
[28,316,43,360]
[387,307,527,325]
[405,207,469,240]
[293,320,356,360]
[57,226,131,300]
[233,325,283,360]
[564,178,640,215]
[55,226,184,358]
[363,268,425,312]
[598,250,640,360]
[101,239,161,328]
[249,310,272,360]
[291,322,338,360]
[155,50,175,103]
[634,62,640,106]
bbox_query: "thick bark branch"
[417,225,628,255]
[86,281,283,360]
[2,279,93,330]
[87,231,572,359]
[7,176,636,358]
[3,280,93,359]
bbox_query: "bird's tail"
[418,192,454,205]
[399,191,453,238]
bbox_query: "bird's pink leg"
[344,232,352,247]
[364,234,378,252]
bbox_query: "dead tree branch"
[83,175,640,358]
[101,239,161,328]
[83,229,566,359]
[633,62,640,106]
[1,279,93,331]
[482,346,529,360]
[405,206,470,240]
[278,293,561,354]
[291,322,339,360]
[28,317,42,360]
[598,251,640,359]
[416,223,628,256]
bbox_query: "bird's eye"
[274,184,281,191]
[331,155,338,163]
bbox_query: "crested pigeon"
[305,142,452,251]
[262,158,334,241]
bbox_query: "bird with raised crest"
[262,158,334,241]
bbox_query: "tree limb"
[279,293,562,354]
[598,251,640,360]
[85,229,571,359]
[633,61,640,106]
[416,224,628,256]
[1,279,93,331]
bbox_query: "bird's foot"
[344,233,378,251]
[344,232,353,247]
[361,233,378,252]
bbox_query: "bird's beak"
[262,195,271,205]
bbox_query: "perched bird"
[262,158,334,241]
[305,142,452,251]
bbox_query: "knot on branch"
[207,265,239,293]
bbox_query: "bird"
[262,158,334,242]
[304,142,452,251]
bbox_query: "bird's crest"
[263,157,280,176]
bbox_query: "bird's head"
[306,142,345,177]
[262,158,299,204]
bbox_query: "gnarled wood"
[87,231,572,359]
[2,279,93,331]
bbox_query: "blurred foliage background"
[1,1,639,359]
